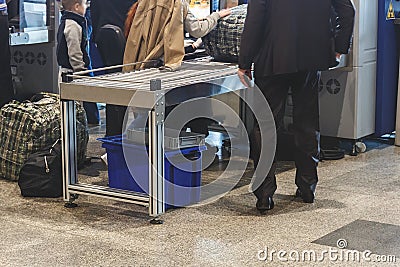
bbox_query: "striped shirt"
[0,0,7,12]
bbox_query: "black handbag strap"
[49,139,61,154]
[45,139,61,173]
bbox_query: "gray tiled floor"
[313,219,400,257]
[0,137,399,266]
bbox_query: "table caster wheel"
[64,202,78,208]
[150,218,164,225]
[70,194,79,201]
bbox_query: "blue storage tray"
[98,135,204,209]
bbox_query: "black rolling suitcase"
[96,24,128,136]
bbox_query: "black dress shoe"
[295,183,316,203]
[256,196,274,212]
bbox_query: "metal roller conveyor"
[61,61,242,107]
[60,59,247,220]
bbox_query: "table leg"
[61,100,78,204]
[148,109,165,217]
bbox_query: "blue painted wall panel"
[375,0,399,136]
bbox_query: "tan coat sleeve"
[183,2,220,38]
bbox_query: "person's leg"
[252,74,290,208]
[0,15,14,107]
[83,101,100,125]
[290,71,320,202]
[94,26,126,134]
[186,118,213,137]
[106,104,128,136]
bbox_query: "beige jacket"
[123,0,221,72]
[123,0,185,71]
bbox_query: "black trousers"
[252,71,320,199]
[0,14,14,107]
[106,104,127,136]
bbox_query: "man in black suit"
[238,0,355,212]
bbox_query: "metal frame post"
[148,110,165,217]
[61,100,78,203]
[149,79,165,218]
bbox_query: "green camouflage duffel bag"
[0,93,88,181]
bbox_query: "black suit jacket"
[239,0,355,78]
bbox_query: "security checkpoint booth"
[384,0,400,146]
[374,0,400,138]
[318,0,378,154]
[8,0,59,99]
[395,17,400,146]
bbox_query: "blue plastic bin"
[98,135,204,209]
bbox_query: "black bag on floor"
[18,139,62,197]
[0,92,88,181]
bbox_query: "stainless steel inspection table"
[60,60,247,219]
